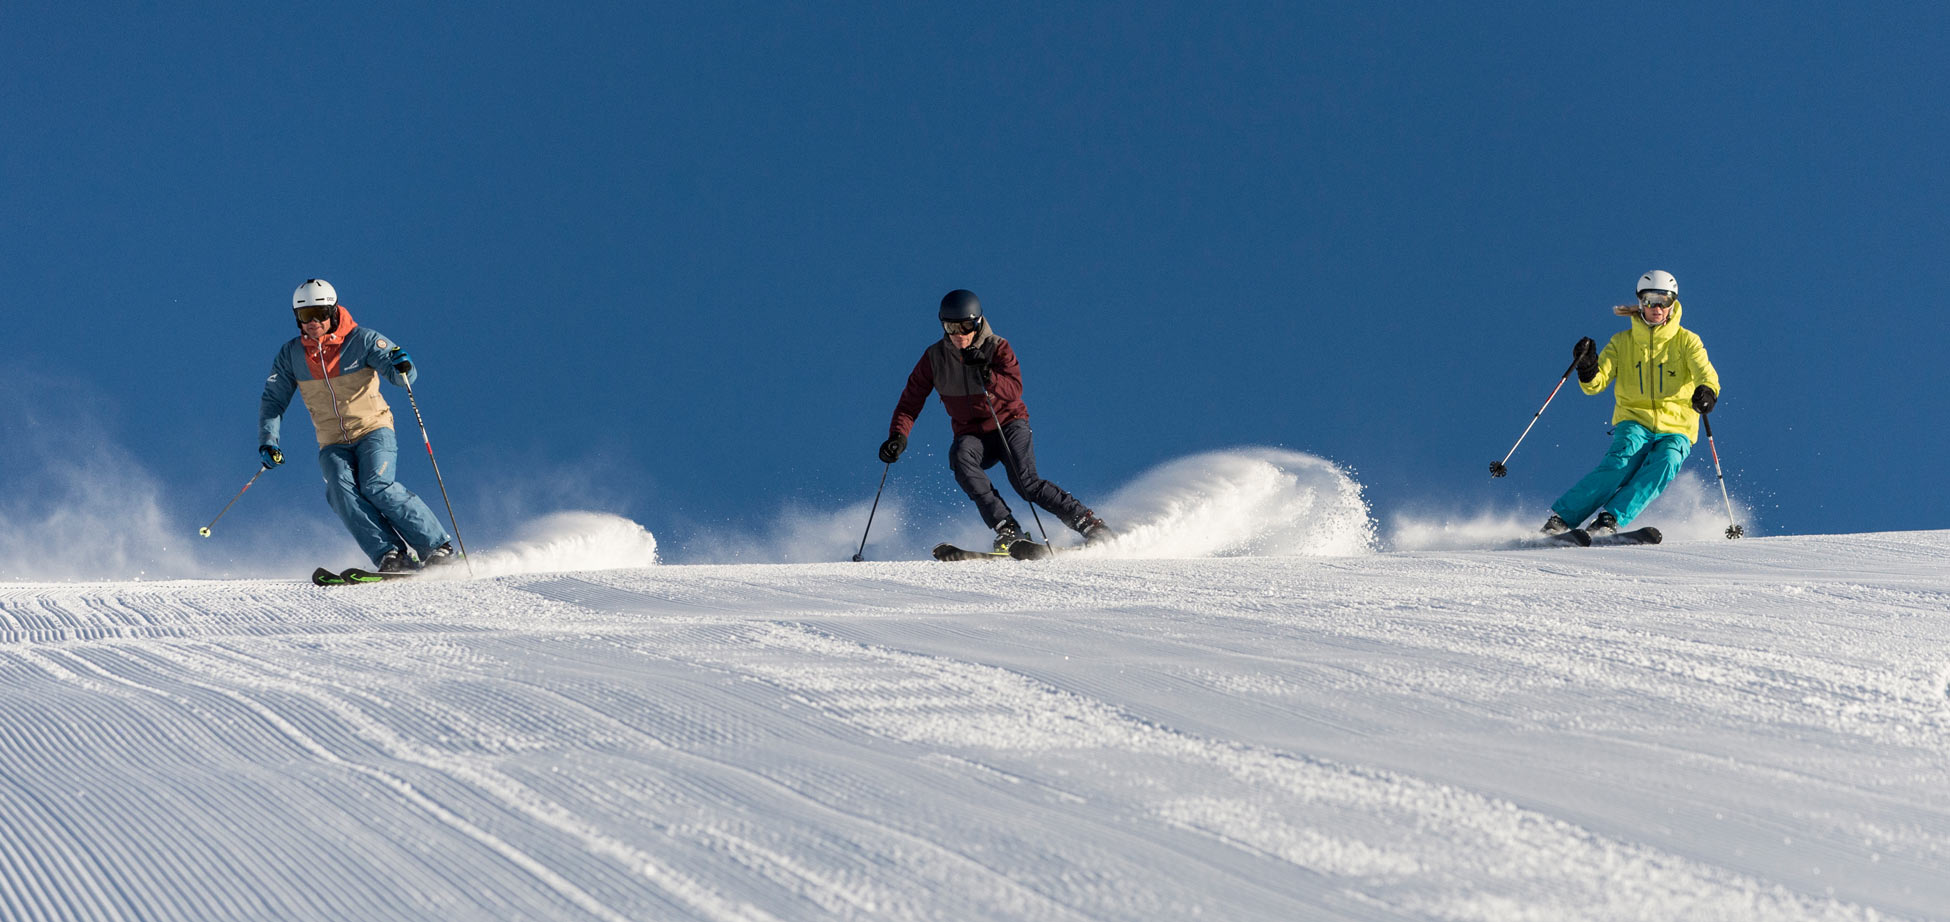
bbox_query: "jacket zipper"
[315,338,352,443]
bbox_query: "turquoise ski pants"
[1551,421,1692,528]
[318,427,451,565]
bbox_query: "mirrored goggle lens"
[942,319,980,335]
[1639,290,1674,308]
[294,306,335,324]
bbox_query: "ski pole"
[199,466,269,537]
[853,462,891,562]
[401,377,475,575]
[1701,416,1744,539]
[1490,348,1588,478]
[981,387,1054,551]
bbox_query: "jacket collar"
[301,305,359,347]
[1629,299,1683,344]
[941,318,998,353]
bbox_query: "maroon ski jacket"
[889,327,1027,439]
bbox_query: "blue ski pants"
[1551,421,1692,528]
[318,427,451,565]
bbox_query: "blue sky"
[4,2,1945,564]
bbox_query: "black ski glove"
[961,348,992,387]
[1691,385,1717,414]
[389,347,413,375]
[878,434,907,464]
[1573,337,1599,381]
[259,445,284,468]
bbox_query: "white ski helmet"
[292,278,338,311]
[1635,270,1677,299]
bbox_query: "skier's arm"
[986,340,1023,405]
[258,348,298,448]
[1687,334,1720,398]
[1578,338,1617,394]
[889,352,935,438]
[364,330,418,388]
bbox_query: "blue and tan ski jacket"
[259,305,415,449]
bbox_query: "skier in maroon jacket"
[880,290,1111,552]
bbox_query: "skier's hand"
[259,445,284,468]
[1573,337,1599,381]
[389,347,413,374]
[961,348,993,387]
[1691,385,1717,414]
[878,434,906,464]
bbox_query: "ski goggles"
[942,319,981,336]
[294,306,336,324]
[1638,290,1675,309]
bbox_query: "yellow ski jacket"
[1581,300,1721,444]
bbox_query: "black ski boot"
[1588,511,1619,536]
[992,517,1024,553]
[1076,515,1114,545]
[1540,513,1573,536]
[377,548,412,573]
[422,542,462,567]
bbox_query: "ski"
[311,567,351,586]
[342,567,417,583]
[1589,526,1662,546]
[1544,528,1593,547]
[1508,528,1591,549]
[932,543,1010,562]
[1007,540,1052,560]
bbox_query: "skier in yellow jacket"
[1543,270,1721,537]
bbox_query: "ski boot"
[992,517,1024,553]
[1076,515,1115,545]
[1540,513,1572,536]
[376,548,413,573]
[422,542,463,567]
[1588,511,1619,537]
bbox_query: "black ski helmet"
[938,289,982,323]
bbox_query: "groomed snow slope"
[3,533,1947,921]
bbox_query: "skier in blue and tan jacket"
[259,279,457,572]
[1543,270,1722,538]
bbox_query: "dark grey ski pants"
[949,419,1093,533]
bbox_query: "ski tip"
[1636,526,1664,544]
